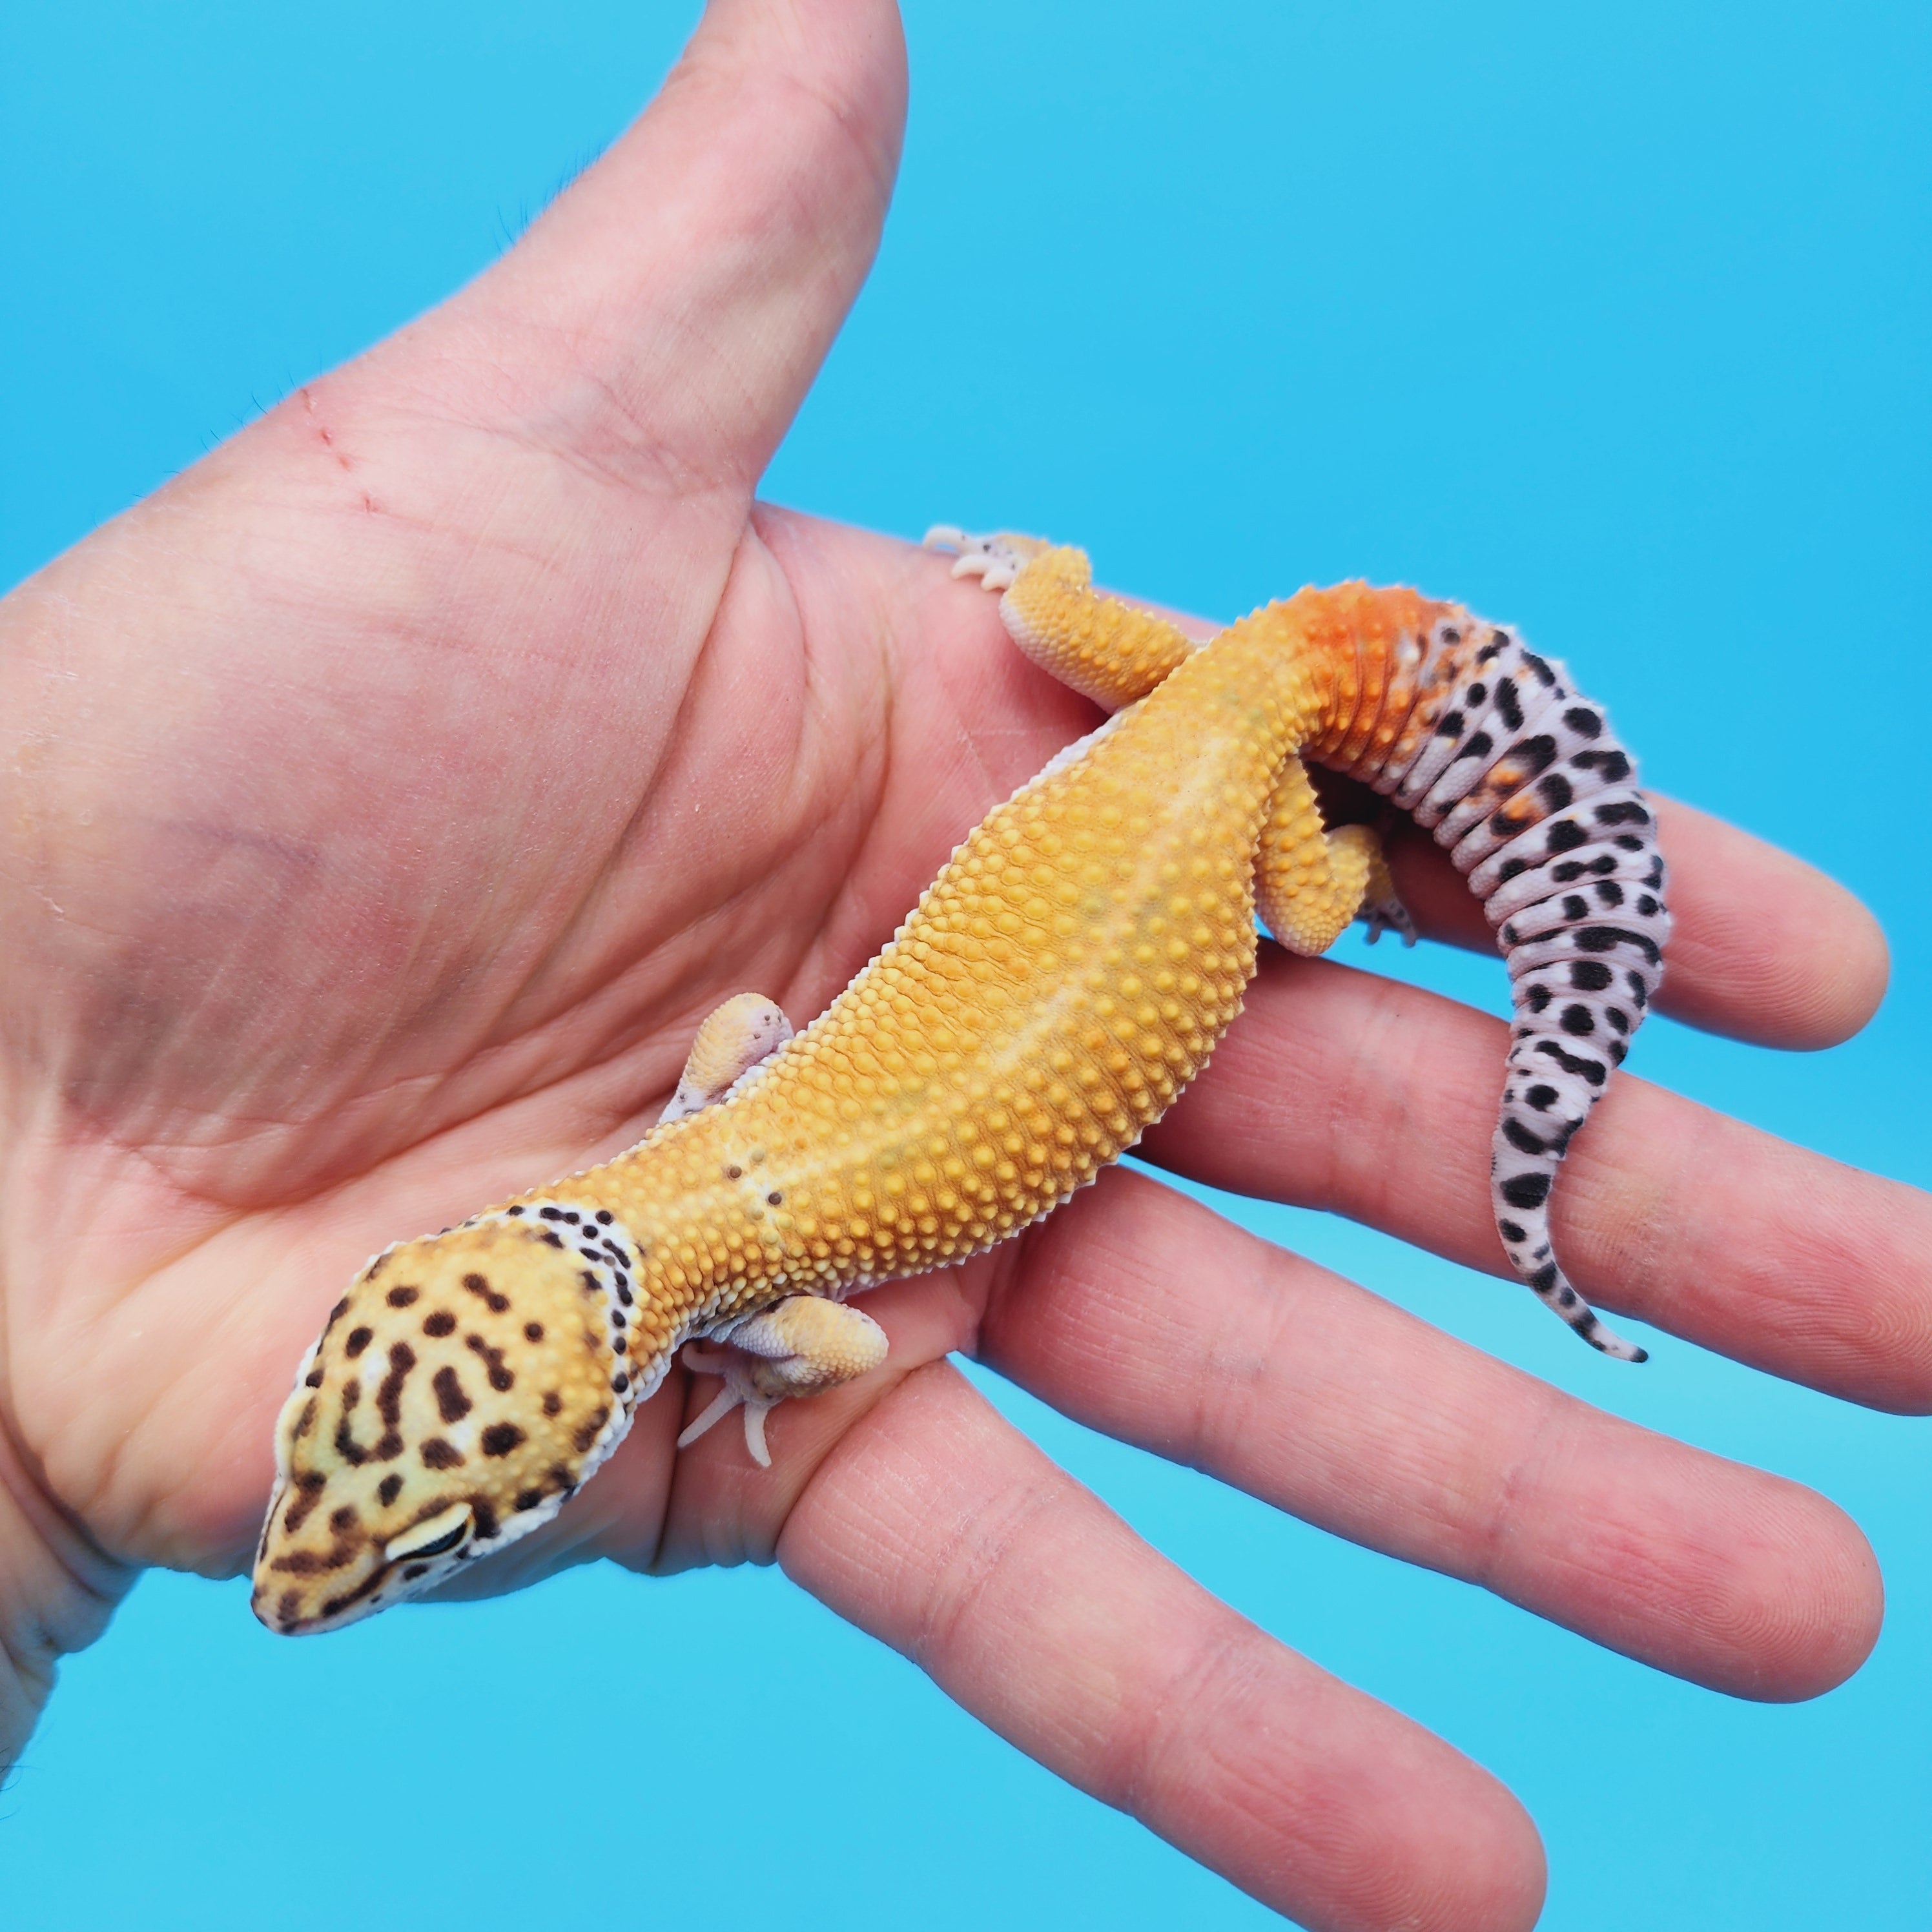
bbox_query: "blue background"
[3,1,1927,1925]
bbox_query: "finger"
[983,1167,1882,1700]
[1137,950,1932,1412]
[1376,791,1889,1051]
[781,1362,1547,1932]
[444,0,905,494]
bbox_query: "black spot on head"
[573,1406,611,1453]
[280,1468,327,1534]
[471,1500,500,1542]
[515,1489,543,1512]
[540,1207,566,1222]
[344,1326,374,1359]
[524,1321,544,1342]
[1560,1003,1596,1036]
[376,1344,415,1418]
[612,1373,630,1394]
[423,1310,456,1337]
[542,1392,562,1416]
[386,1285,419,1308]
[767,1191,784,1206]
[327,1297,351,1326]
[462,1271,511,1313]
[481,1423,525,1458]
[421,1437,464,1469]
[1570,959,1613,991]
[303,1368,324,1388]
[378,1473,404,1506]
[464,1333,515,1393]
[542,1231,563,1248]
[725,1164,743,1180]
[1502,1171,1552,1209]
[432,1366,472,1423]
[507,1205,525,1217]
[595,1210,613,1225]
[329,1505,358,1533]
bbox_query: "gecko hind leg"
[925,524,1197,711]
[677,1298,890,1468]
[657,992,794,1125]
[1255,758,1417,955]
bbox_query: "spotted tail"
[1331,610,1669,1361]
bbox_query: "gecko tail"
[1492,1034,1647,1361]
[1344,609,1670,1358]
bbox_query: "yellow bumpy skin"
[254,529,1668,1634]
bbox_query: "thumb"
[399,0,907,497]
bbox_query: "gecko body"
[254,532,1668,1634]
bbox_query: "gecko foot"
[658,992,793,1124]
[677,1296,890,1468]
[923,526,1054,593]
[1359,887,1417,947]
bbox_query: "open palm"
[1,5,1922,1929]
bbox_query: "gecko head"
[251,1202,656,1636]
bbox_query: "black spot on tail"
[1501,1171,1552,1209]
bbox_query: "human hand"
[0,4,1918,1929]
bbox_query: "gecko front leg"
[657,991,890,1466]
[677,1297,890,1468]
[657,992,794,1122]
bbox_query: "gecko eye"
[383,1503,473,1564]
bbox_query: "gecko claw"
[924,526,1053,593]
